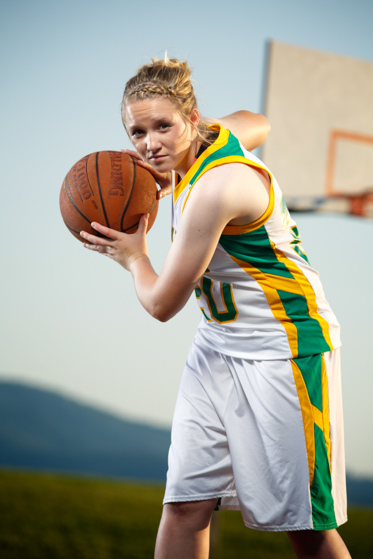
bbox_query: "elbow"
[258,116,271,144]
[154,311,172,323]
[144,289,190,322]
[150,303,175,323]
[254,124,271,149]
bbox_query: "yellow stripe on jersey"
[229,254,299,354]
[257,271,306,295]
[269,242,333,352]
[173,125,230,204]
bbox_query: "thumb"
[157,184,172,199]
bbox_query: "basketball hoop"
[285,190,373,219]
[324,129,373,219]
[329,189,373,218]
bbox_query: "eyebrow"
[128,114,173,132]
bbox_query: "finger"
[83,242,113,256]
[137,161,171,184]
[121,149,142,160]
[134,158,156,172]
[121,151,159,177]
[157,184,172,199]
[138,213,149,234]
[80,229,113,246]
[90,222,122,240]
[132,159,165,184]
[122,151,171,191]
[82,241,105,252]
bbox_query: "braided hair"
[121,56,211,143]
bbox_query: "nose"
[146,132,161,153]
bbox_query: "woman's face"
[124,97,199,177]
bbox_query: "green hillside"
[1,380,373,509]
[0,381,170,481]
[0,470,372,559]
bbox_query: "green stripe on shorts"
[292,354,337,530]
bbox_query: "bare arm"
[80,163,269,322]
[80,188,231,322]
[205,110,270,151]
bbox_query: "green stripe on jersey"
[219,228,331,357]
[220,225,294,278]
[190,131,244,186]
[291,225,310,264]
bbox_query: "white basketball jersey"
[172,125,341,360]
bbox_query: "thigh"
[224,350,347,531]
[223,355,312,530]
[163,339,238,505]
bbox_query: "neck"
[174,136,201,178]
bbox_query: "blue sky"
[1,0,372,477]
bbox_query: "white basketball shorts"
[163,336,347,531]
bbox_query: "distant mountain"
[346,475,373,507]
[0,380,170,481]
[0,380,372,507]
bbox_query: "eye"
[159,122,171,130]
[131,129,144,138]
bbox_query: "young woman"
[80,57,350,559]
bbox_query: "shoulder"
[184,162,270,227]
[197,161,268,199]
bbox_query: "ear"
[190,107,200,126]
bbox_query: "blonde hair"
[121,56,211,143]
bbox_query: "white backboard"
[261,42,373,217]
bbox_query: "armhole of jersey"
[180,155,275,234]
[222,166,275,235]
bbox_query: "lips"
[149,154,167,162]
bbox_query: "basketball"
[59,151,158,242]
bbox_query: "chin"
[154,161,174,172]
